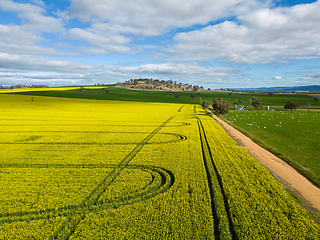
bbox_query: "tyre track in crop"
[0,164,174,226]
[196,116,237,240]
[0,123,189,127]
[49,116,175,240]
[178,105,184,112]
[0,132,187,145]
[0,118,188,237]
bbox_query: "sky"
[0,0,320,89]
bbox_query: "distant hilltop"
[1,84,50,89]
[116,78,208,91]
[229,85,320,93]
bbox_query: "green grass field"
[220,110,320,188]
[6,86,200,104]
[7,85,320,108]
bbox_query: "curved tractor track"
[49,116,175,240]
[0,117,178,240]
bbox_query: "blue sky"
[0,0,320,89]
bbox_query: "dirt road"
[205,109,320,214]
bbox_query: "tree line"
[202,96,305,115]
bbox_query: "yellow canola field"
[0,86,107,93]
[0,94,214,239]
[0,93,319,239]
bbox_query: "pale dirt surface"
[205,109,320,215]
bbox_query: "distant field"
[199,91,320,109]
[6,85,320,108]
[0,93,319,239]
[0,86,107,93]
[3,86,201,104]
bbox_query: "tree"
[193,85,199,91]
[306,101,312,111]
[212,98,230,115]
[201,100,211,108]
[250,96,262,110]
[284,101,300,110]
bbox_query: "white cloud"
[107,62,248,87]
[64,27,132,54]
[166,1,320,64]
[55,0,271,57]
[301,72,320,80]
[0,24,43,45]
[0,53,93,73]
[64,0,270,37]
[31,0,46,8]
[0,23,72,56]
[1,0,320,88]
[0,0,68,59]
[0,0,64,33]
[0,55,245,87]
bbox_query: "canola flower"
[0,94,319,239]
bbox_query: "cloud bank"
[1,0,320,88]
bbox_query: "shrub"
[250,96,262,110]
[284,101,300,110]
[201,100,211,108]
[212,98,230,115]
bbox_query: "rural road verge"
[205,109,320,216]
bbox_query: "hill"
[232,85,320,92]
[116,78,207,91]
